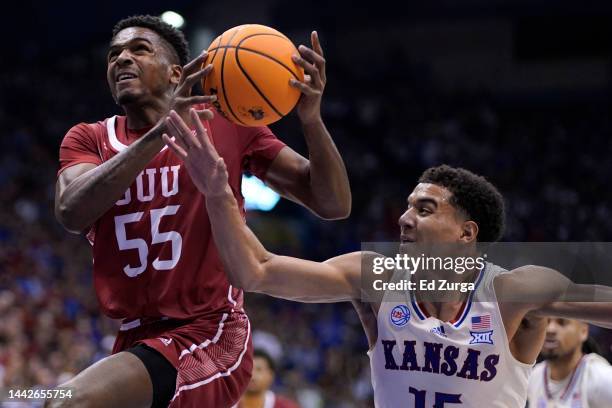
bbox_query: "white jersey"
[528,353,612,408]
[368,263,533,407]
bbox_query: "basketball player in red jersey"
[48,15,349,408]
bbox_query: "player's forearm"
[530,279,612,327]
[205,188,271,290]
[206,185,358,301]
[56,126,166,233]
[535,301,612,329]
[302,118,351,219]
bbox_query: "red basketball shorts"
[112,311,253,407]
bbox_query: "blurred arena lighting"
[241,175,280,211]
[161,11,185,29]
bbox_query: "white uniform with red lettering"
[528,353,612,408]
[368,263,533,407]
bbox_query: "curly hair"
[111,15,190,66]
[419,164,505,242]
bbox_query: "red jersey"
[58,109,285,321]
[271,393,300,408]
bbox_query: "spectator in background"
[528,319,612,407]
[237,349,300,408]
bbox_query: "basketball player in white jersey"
[161,110,612,407]
[528,319,612,407]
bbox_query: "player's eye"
[108,51,118,62]
[134,44,151,53]
[418,207,432,215]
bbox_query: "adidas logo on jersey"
[431,325,447,338]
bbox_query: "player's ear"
[460,220,478,244]
[169,64,182,86]
[579,322,589,343]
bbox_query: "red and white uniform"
[58,108,286,407]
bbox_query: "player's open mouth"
[543,339,559,348]
[400,235,416,243]
[116,73,138,83]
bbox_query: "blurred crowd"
[3,18,612,408]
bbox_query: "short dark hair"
[419,164,505,242]
[582,336,601,355]
[253,349,276,373]
[112,15,190,66]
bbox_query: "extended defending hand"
[162,109,229,198]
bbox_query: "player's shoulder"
[492,264,536,281]
[492,264,564,293]
[527,361,546,391]
[583,354,612,398]
[585,352,612,369]
[531,360,547,374]
[65,118,110,139]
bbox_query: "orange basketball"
[202,24,305,126]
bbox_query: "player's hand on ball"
[162,109,229,198]
[168,51,217,126]
[290,31,326,126]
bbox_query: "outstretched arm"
[532,302,612,329]
[163,109,360,302]
[264,31,351,220]
[497,266,612,329]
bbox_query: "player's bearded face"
[398,184,468,253]
[541,318,587,360]
[107,27,175,106]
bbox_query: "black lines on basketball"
[220,30,246,126]
[207,46,301,80]
[234,50,283,118]
[236,33,301,79]
[208,34,223,65]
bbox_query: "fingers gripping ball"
[202,24,305,126]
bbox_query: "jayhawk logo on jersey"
[390,304,411,327]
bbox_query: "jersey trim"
[410,295,426,320]
[106,115,168,153]
[178,313,229,360]
[227,285,237,309]
[452,265,486,328]
[544,355,586,401]
[170,317,251,401]
[107,116,126,152]
[409,263,486,328]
